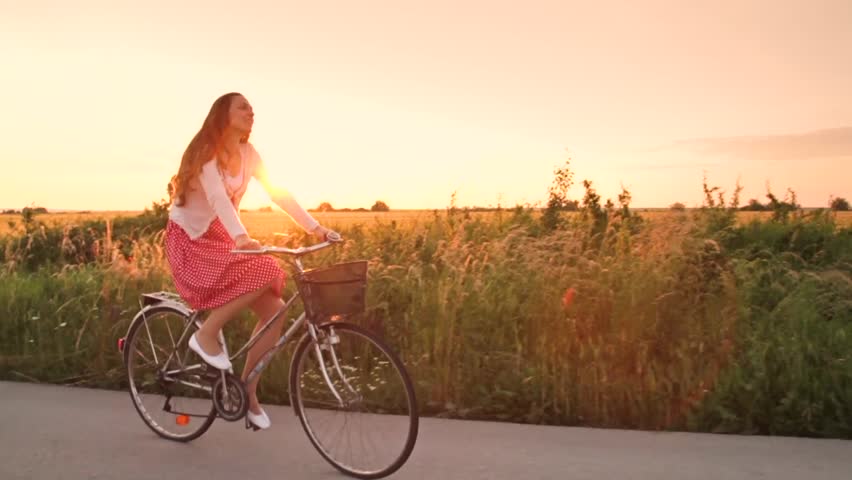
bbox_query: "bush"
[765,188,800,222]
[540,160,577,231]
[371,201,390,212]
[0,199,169,270]
[740,199,767,211]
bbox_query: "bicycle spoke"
[165,318,176,351]
[126,307,216,442]
[143,318,159,365]
[293,322,418,477]
[133,348,154,367]
[300,399,344,409]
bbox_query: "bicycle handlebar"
[230,233,343,256]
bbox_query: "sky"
[1,0,850,211]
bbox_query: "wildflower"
[562,287,577,308]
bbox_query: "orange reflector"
[176,415,190,426]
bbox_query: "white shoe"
[247,407,271,430]
[188,333,232,370]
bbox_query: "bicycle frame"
[149,241,354,407]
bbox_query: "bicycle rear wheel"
[124,306,216,442]
[290,322,418,479]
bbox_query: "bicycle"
[119,237,419,479]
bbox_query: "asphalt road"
[0,381,849,479]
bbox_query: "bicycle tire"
[290,321,419,479]
[124,305,217,442]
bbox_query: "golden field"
[2,199,851,436]
[2,209,851,237]
[0,210,435,237]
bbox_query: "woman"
[165,92,335,430]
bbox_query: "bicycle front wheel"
[290,321,419,479]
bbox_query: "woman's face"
[228,95,254,135]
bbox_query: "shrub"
[830,196,850,211]
[740,199,767,211]
[371,201,390,212]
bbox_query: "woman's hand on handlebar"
[235,234,262,251]
[312,225,342,242]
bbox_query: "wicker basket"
[297,261,367,318]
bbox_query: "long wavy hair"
[169,92,249,206]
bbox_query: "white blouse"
[168,142,319,240]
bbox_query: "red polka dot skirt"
[165,219,285,310]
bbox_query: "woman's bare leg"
[194,285,271,356]
[242,290,287,413]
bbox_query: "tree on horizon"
[315,202,335,212]
[371,200,390,212]
[830,196,850,211]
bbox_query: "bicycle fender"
[122,298,195,353]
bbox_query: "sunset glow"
[2,1,850,211]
